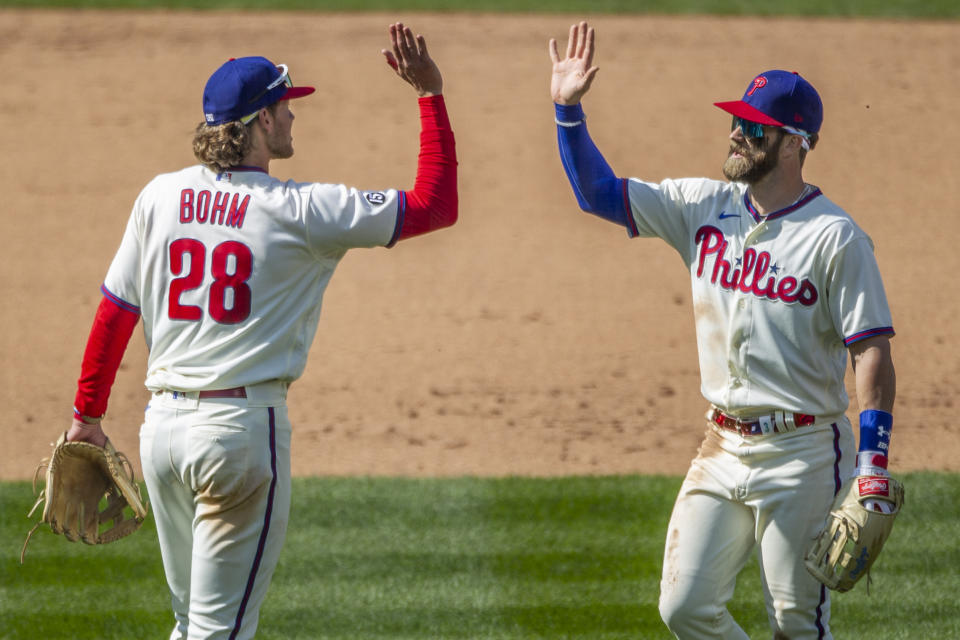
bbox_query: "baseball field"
[1,1,959,638]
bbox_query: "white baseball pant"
[140,383,291,640]
[659,416,855,640]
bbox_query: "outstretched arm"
[550,22,631,231]
[381,23,458,244]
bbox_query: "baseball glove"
[20,433,148,563]
[804,474,904,592]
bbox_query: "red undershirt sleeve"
[387,94,458,246]
[73,295,140,420]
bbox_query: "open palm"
[382,22,443,97]
[549,21,599,105]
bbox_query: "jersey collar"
[216,165,269,181]
[226,165,269,174]
[743,187,822,223]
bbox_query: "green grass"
[2,473,958,639]
[0,0,958,19]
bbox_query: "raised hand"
[549,21,599,105]
[382,22,443,97]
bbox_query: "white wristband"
[856,465,889,478]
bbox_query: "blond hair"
[192,120,254,174]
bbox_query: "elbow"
[429,194,458,231]
[444,208,459,229]
[431,208,458,232]
[446,195,459,227]
[570,179,613,215]
[574,192,599,215]
[435,188,458,229]
[392,190,457,243]
[573,178,629,224]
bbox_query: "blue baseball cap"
[203,56,316,126]
[714,70,823,134]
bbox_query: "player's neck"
[240,148,271,174]
[747,172,807,217]
[239,128,272,174]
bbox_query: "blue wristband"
[859,409,893,454]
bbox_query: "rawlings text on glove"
[804,474,904,592]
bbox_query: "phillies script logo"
[748,76,767,96]
[858,476,891,497]
[695,226,819,306]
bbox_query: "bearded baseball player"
[63,22,457,639]
[550,22,897,639]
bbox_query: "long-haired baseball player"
[549,22,896,639]
[64,22,457,639]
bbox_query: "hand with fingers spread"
[382,22,443,97]
[549,21,599,105]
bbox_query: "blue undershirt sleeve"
[555,103,631,231]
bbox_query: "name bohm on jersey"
[695,225,818,306]
[179,189,251,229]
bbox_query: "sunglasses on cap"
[731,116,813,150]
[240,64,294,125]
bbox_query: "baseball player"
[549,22,896,639]
[63,23,457,640]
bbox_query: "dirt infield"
[1,10,957,480]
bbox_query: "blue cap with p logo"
[714,70,823,134]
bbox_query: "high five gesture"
[382,22,443,97]
[549,21,598,105]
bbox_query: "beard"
[722,131,784,184]
[267,127,294,160]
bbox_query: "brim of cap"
[713,100,784,127]
[281,86,316,101]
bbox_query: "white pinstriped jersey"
[625,178,893,418]
[103,164,400,392]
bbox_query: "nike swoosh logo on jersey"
[718,211,740,220]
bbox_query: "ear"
[256,108,273,131]
[782,133,805,157]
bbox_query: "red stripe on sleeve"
[73,295,140,419]
[392,94,458,244]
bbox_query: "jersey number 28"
[168,239,252,324]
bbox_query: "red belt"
[709,407,815,437]
[198,386,247,399]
